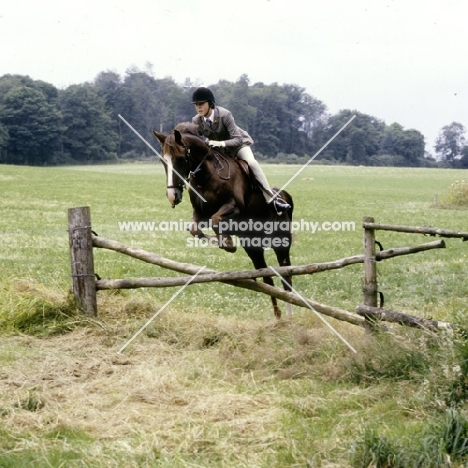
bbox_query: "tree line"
[0,70,466,167]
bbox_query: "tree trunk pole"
[93,238,446,289]
[361,221,468,241]
[355,305,453,331]
[363,217,378,330]
[68,206,97,316]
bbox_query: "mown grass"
[1,162,468,466]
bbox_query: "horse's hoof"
[222,245,237,253]
[274,306,282,319]
[220,235,236,253]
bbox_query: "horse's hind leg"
[244,248,282,319]
[274,244,293,318]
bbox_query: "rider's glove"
[208,140,225,148]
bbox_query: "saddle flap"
[235,158,250,178]
[235,158,258,191]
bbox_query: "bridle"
[165,136,191,192]
[166,134,231,192]
[189,144,232,182]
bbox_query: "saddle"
[210,148,260,194]
[233,157,260,193]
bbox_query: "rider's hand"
[209,140,225,148]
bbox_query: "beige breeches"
[236,146,274,203]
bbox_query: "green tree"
[0,74,40,103]
[346,127,367,164]
[224,75,256,130]
[298,92,327,145]
[154,76,191,132]
[97,72,326,159]
[394,129,425,165]
[120,70,156,156]
[315,110,386,164]
[59,84,117,162]
[209,79,235,112]
[120,70,180,157]
[459,146,468,168]
[381,122,403,155]
[277,84,309,155]
[248,82,284,155]
[0,123,9,162]
[435,122,466,162]
[246,81,325,157]
[381,123,425,166]
[95,69,192,158]
[94,70,128,156]
[0,86,62,165]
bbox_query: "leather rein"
[167,140,231,191]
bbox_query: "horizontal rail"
[356,305,453,331]
[95,239,445,290]
[363,222,468,240]
[93,235,445,283]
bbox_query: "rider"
[191,86,291,213]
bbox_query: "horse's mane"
[174,121,200,136]
[164,122,203,156]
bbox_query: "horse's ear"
[174,130,183,146]
[152,130,166,145]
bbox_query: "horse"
[153,122,294,318]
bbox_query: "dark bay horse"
[153,122,294,318]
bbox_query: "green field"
[1,163,468,467]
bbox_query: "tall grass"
[440,179,468,208]
[0,281,84,336]
[351,409,468,467]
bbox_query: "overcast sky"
[1,0,467,155]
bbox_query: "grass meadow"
[1,162,468,467]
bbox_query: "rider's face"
[194,101,211,118]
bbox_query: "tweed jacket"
[192,106,254,157]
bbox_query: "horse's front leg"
[188,210,219,245]
[211,200,240,253]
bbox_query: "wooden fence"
[68,207,468,331]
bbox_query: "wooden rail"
[362,222,468,241]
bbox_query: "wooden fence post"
[68,206,97,316]
[363,216,378,329]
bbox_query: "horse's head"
[153,122,209,208]
[153,128,190,208]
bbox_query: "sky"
[1,0,467,155]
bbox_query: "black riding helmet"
[192,87,215,104]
